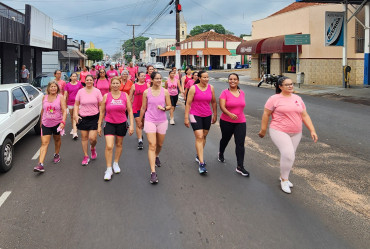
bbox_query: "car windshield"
[0,91,9,114]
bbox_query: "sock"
[138,138,143,142]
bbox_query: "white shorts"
[68,105,74,110]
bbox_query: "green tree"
[85,48,104,62]
[189,24,226,36]
[122,36,149,62]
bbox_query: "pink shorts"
[144,120,168,134]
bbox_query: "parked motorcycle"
[258,74,283,87]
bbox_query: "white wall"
[208,41,223,48]
[192,41,204,48]
[42,51,59,73]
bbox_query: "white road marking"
[32,149,40,160]
[0,191,11,208]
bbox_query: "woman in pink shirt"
[89,65,98,80]
[218,73,249,177]
[79,66,90,86]
[98,77,134,181]
[34,81,67,173]
[184,71,198,104]
[54,70,66,96]
[74,75,103,166]
[181,67,192,92]
[259,76,318,194]
[126,62,138,82]
[165,70,183,125]
[138,72,171,184]
[129,72,150,150]
[95,69,110,96]
[184,71,217,174]
[106,65,118,80]
[64,73,83,139]
[145,65,154,85]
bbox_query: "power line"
[137,0,175,37]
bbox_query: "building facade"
[160,30,244,69]
[237,2,366,86]
[0,3,66,84]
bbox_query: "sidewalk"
[228,70,370,106]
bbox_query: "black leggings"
[219,119,246,167]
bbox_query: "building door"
[260,54,271,75]
[210,55,220,69]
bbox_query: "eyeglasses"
[100,72,105,74]
[154,78,162,80]
[283,83,293,87]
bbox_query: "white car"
[0,84,43,172]
[153,62,165,70]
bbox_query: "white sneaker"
[70,129,74,135]
[281,180,291,194]
[170,118,175,125]
[279,177,293,187]
[104,168,113,181]
[113,162,121,174]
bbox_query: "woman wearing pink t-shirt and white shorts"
[218,73,249,177]
[74,75,103,166]
[138,72,171,184]
[259,76,318,194]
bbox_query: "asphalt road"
[0,73,369,249]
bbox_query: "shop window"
[282,53,296,73]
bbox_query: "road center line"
[32,149,40,160]
[0,191,11,208]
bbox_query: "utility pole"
[127,24,140,63]
[175,0,181,69]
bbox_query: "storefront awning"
[261,35,301,54]
[236,38,267,55]
[160,48,231,57]
[159,51,175,57]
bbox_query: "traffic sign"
[284,34,311,45]
[150,51,156,57]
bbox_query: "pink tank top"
[190,84,212,117]
[145,74,151,85]
[42,94,63,127]
[105,92,127,124]
[145,88,167,122]
[166,78,178,96]
[132,83,149,113]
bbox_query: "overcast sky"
[4,0,294,55]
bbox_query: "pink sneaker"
[33,163,45,172]
[91,148,97,160]
[81,156,90,166]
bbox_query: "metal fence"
[0,16,25,44]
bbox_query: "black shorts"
[104,122,127,137]
[190,115,212,131]
[133,110,140,118]
[77,113,99,131]
[170,95,178,107]
[42,124,60,136]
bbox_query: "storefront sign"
[325,11,345,46]
[240,46,252,53]
[284,34,311,45]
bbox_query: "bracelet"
[60,120,65,125]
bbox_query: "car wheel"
[0,138,14,173]
[34,117,41,135]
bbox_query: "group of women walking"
[33,66,317,194]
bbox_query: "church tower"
[180,13,187,41]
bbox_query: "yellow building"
[237,2,365,86]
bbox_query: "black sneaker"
[236,166,250,177]
[218,153,225,163]
[155,157,161,167]
[150,172,158,184]
[138,141,143,150]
